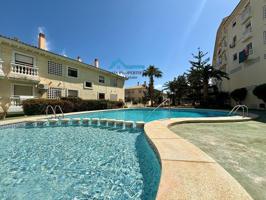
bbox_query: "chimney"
[77,56,82,62]
[38,33,47,50]
[94,58,99,68]
[137,82,139,86]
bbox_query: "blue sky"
[0,0,239,89]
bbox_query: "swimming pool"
[69,108,230,122]
[0,108,231,199]
[0,125,160,199]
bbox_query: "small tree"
[230,88,247,104]
[253,84,266,103]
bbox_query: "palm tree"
[188,49,229,105]
[164,74,188,106]
[142,65,163,107]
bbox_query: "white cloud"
[155,84,163,90]
[61,49,67,57]
[37,26,51,51]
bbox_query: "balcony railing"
[241,6,251,24]
[10,96,35,108]
[11,63,38,76]
[9,63,40,82]
[242,27,252,42]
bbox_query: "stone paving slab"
[152,139,215,163]
[157,160,252,200]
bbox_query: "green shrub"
[230,88,247,104]
[22,98,124,115]
[253,84,266,103]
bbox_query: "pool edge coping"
[144,114,258,200]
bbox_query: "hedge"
[253,84,266,103]
[230,88,247,104]
[22,97,124,115]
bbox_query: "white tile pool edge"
[144,114,258,200]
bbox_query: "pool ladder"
[45,105,65,119]
[228,105,249,117]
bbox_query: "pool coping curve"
[144,114,258,200]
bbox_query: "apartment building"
[125,82,147,102]
[213,0,266,109]
[0,33,126,114]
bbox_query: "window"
[68,90,78,97]
[233,53,238,61]
[230,36,237,48]
[99,76,105,83]
[98,93,105,100]
[48,88,62,99]
[13,84,33,96]
[68,67,78,78]
[84,81,93,89]
[232,21,236,27]
[263,6,266,19]
[264,31,266,44]
[15,53,34,67]
[246,43,253,55]
[110,78,118,87]
[48,61,63,76]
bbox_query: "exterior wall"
[213,0,266,109]
[125,87,147,102]
[0,37,125,113]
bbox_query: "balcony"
[8,63,40,82]
[0,59,4,79]
[241,5,252,24]
[242,26,252,42]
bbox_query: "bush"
[253,84,266,103]
[230,88,247,104]
[22,98,124,115]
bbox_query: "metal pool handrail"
[145,99,170,121]
[45,105,56,119]
[54,105,65,119]
[229,105,249,117]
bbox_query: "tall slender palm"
[142,65,162,107]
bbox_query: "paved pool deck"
[144,115,257,200]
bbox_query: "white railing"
[229,105,249,117]
[11,63,39,76]
[10,96,35,106]
[10,96,22,106]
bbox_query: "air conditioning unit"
[38,84,49,90]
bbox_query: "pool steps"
[26,118,145,129]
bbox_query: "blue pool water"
[70,108,230,122]
[0,108,230,199]
[0,125,160,199]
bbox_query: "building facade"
[0,34,125,114]
[125,82,147,103]
[213,0,266,109]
